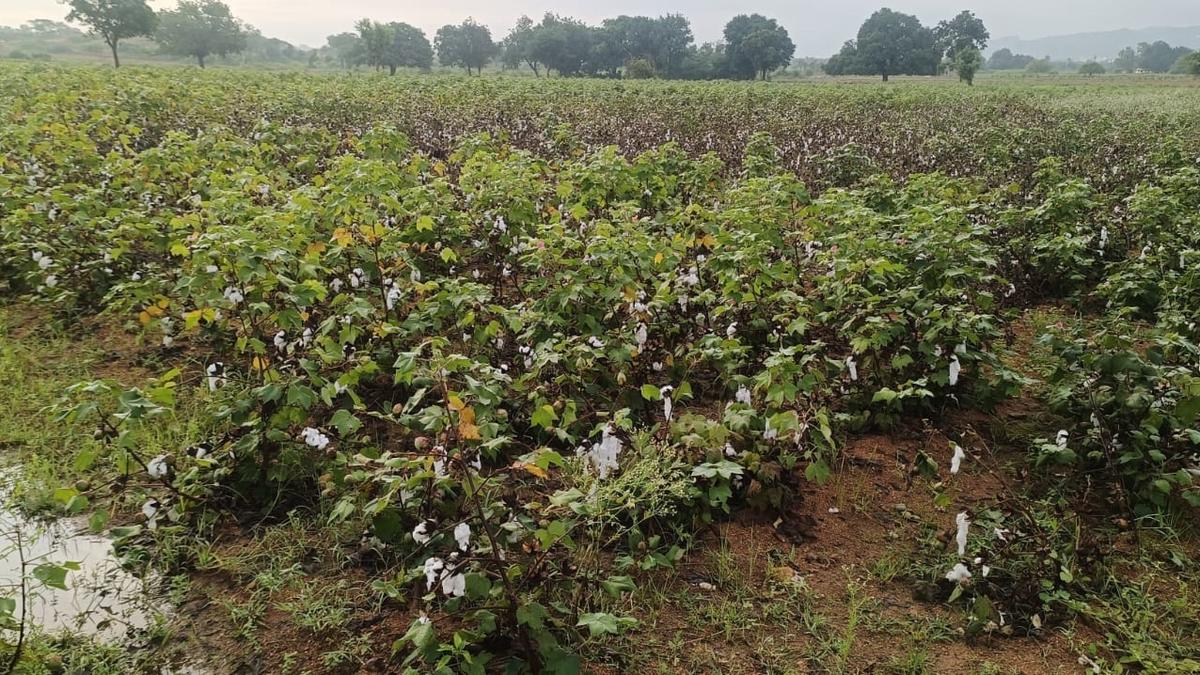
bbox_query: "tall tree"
[953,47,983,85]
[434,19,497,75]
[525,14,594,77]
[154,0,246,68]
[934,10,989,61]
[723,14,795,80]
[853,8,939,81]
[1135,41,1192,73]
[1176,52,1200,76]
[325,32,362,70]
[382,22,433,74]
[500,15,541,76]
[64,0,157,68]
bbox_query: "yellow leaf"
[138,310,151,326]
[654,252,665,265]
[622,286,637,302]
[331,227,353,247]
[433,162,446,176]
[699,233,717,249]
[513,462,549,479]
[251,356,269,372]
[458,406,481,441]
[145,305,164,317]
[306,242,327,256]
[447,394,466,411]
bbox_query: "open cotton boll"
[147,454,170,479]
[845,356,858,381]
[142,499,160,520]
[950,444,967,475]
[412,521,432,545]
[661,385,674,422]
[273,331,287,350]
[948,355,961,386]
[955,512,970,556]
[635,323,648,350]
[1056,429,1069,448]
[454,522,471,552]
[945,562,972,584]
[441,572,466,597]
[735,385,752,405]
[587,425,623,479]
[423,557,444,591]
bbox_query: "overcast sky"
[4,0,1200,55]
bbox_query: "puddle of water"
[0,475,162,640]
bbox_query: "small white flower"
[454,522,471,552]
[945,562,972,584]
[955,512,970,556]
[147,454,170,479]
[948,356,961,387]
[950,444,966,475]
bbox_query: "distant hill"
[990,26,1200,61]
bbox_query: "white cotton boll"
[274,331,287,350]
[31,251,43,262]
[735,385,752,405]
[845,356,858,382]
[423,557,444,591]
[410,267,422,283]
[635,323,648,350]
[441,573,466,597]
[44,275,58,287]
[205,362,226,391]
[955,343,967,355]
[1056,430,1069,448]
[950,444,966,475]
[223,286,243,305]
[454,522,471,551]
[948,356,961,387]
[329,278,343,292]
[587,336,604,349]
[162,335,174,347]
[994,527,1011,542]
[955,512,970,556]
[386,286,402,310]
[661,386,674,422]
[1099,226,1108,250]
[726,322,738,338]
[724,443,736,457]
[301,327,313,345]
[205,265,219,274]
[412,521,431,544]
[147,455,170,479]
[142,499,160,521]
[38,255,53,270]
[982,565,991,577]
[763,420,778,441]
[945,562,972,584]
[588,425,623,479]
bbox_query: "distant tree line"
[326,12,795,80]
[1113,41,1195,73]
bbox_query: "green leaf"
[330,409,362,436]
[640,384,661,401]
[576,612,637,637]
[531,404,558,429]
[804,459,832,485]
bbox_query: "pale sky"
[4,0,1200,55]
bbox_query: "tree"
[987,48,1033,71]
[853,8,939,81]
[935,10,989,61]
[953,47,983,85]
[1176,51,1200,76]
[1026,58,1054,74]
[434,19,497,75]
[723,14,795,80]
[64,0,157,68]
[1135,41,1192,73]
[325,32,362,70]
[1114,46,1138,72]
[382,22,432,74]
[154,0,246,68]
[1078,61,1105,76]
[525,14,594,77]
[597,14,693,77]
[501,15,541,76]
